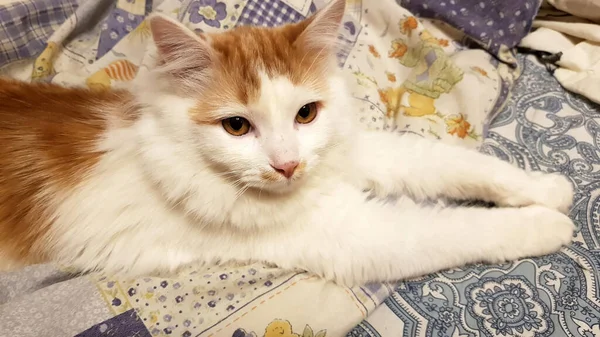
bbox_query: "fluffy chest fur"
[46,104,351,275]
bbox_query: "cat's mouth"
[263,173,303,188]
[257,180,303,195]
[260,161,306,184]
[249,171,306,195]
[260,171,304,184]
[232,161,309,195]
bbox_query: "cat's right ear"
[148,14,214,91]
[294,0,346,53]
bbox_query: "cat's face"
[148,0,349,193]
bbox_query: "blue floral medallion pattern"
[348,55,600,336]
[467,277,551,336]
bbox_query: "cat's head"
[145,0,352,193]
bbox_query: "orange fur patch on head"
[190,21,334,124]
[0,78,135,268]
[149,0,345,124]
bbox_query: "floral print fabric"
[399,0,542,64]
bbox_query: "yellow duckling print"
[264,320,300,337]
[381,29,464,119]
[31,41,58,81]
[378,86,437,118]
[263,320,326,337]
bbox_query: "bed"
[1,0,598,336]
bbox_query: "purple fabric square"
[236,0,314,27]
[398,0,541,64]
[234,0,358,66]
[96,6,148,60]
[0,0,78,66]
[75,309,152,337]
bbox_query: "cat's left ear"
[148,14,215,91]
[294,0,346,52]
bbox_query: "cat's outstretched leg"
[124,185,574,286]
[237,187,574,286]
[352,132,573,213]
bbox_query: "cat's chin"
[248,178,305,195]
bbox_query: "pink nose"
[270,161,299,179]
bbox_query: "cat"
[0,0,575,286]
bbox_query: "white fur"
[43,62,575,286]
[43,10,575,286]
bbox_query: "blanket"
[520,0,600,104]
[349,53,600,337]
[0,0,519,336]
[347,2,600,334]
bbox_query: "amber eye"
[222,117,251,136]
[295,102,318,124]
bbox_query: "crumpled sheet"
[520,0,600,104]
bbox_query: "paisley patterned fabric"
[348,54,600,337]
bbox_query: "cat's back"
[0,78,133,176]
[0,78,132,268]
[0,77,127,122]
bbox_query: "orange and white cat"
[0,0,575,286]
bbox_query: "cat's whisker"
[232,184,250,203]
[298,50,311,73]
[212,171,239,179]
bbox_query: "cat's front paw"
[527,172,574,214]
[494,206,574,263]
[498,172,574,214]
